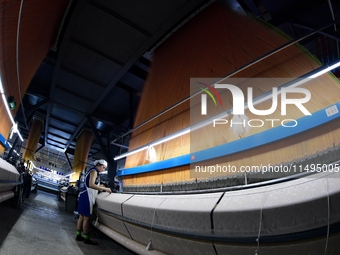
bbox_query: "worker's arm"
[89,171,112,193]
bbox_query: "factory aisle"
[0,190,135,255]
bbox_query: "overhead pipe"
[327,0,339,59]
[16,0,28,130]
[86,115,110,160]
[64,151,73,171]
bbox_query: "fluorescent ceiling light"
[114,60,340,161]
[242,60,340,110]
[114,128,191,160]
[114,145,152,161]
[151,128,190,147]
[309,61,340,78]
[0,77,23,141]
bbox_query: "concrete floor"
[0,190,136,255]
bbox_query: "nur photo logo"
[197,79,312,129]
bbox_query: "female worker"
[76,159,112,245]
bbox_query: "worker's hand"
[105,187,112,194]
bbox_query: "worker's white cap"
[94,159,107,167]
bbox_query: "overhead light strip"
[114,60,340,161]
[308,61,340,78]
[114,128,191,161]
[0,77,23,141]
